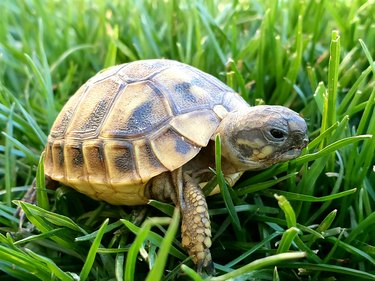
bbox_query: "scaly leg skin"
[147,169,214,274]
[15,179,36,229]
[180,173,214,274]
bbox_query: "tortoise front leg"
[173,170,214,273]
[149,169,214,273]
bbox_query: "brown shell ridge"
[116,66,167,84]
[88,64,128,85]
[116,60,181,83]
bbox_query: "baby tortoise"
[41,59,308,272]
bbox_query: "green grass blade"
[274,194,296,228]
[35,153,49,211]
[276,227,300,254]
[345,211,375,244]
[210,252,306,281]
[236,172,298,194]
[181,264,204,281]
[305,209,337,247]
[50,44,94,73]
[196,3,227,65]
[3,104,15,206]
[14,228,65,245]
[146,208,180,281]
[15,201,86,234]
[225,232,281,268]
[103,25,118,68]
[122,218,186,260]
[296,135,372,165]
[262,188,357,202]
[75,220,123,242]
[148,200,175,217]
[0,245,51,281]
[282,263,375,280]
[326,30,340,127]
[227,59,247,100]
[124,217,159,281]
[326,237,375,266]
[79,218,109,281]
[1,132,40,163]
[313,82,326,115]
[25,248,75,281]
[215,135,244,241]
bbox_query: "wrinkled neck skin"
[181,141,244,190]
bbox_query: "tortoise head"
[216,105,308,171]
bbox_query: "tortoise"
[41,59,308,272]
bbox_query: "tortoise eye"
[270,129,286,140]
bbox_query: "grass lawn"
[1,0,375,280]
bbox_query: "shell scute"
[100,82,172,138]
[134,140,167,182]
[50,84,87,139]
[170,110,220,147]
[103,141,141,186]
[117,59,180,82]
[153,67,225,114]
[63,142,86,185]
[44,142,54,177]
[51,141,65,181]
[82,141,106,185]
[65,77,123,139]
[150,127,200,171]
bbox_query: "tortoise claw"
[196,249,215,275]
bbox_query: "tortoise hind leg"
[16,175,58,227]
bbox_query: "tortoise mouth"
[235,146,305,171]
[277,135,308,161]
[280,147,303,160]
[264,146,305,165]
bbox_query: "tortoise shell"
[44,59,250,205]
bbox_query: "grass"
[0,0,374,280]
